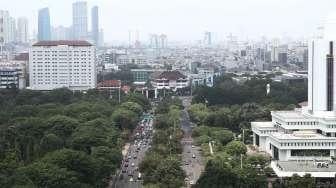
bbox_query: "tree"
[40,134,63,154]
[287,173,315,188]
[17,162,82,188]
[225,141,247,156]
[41,149,99,186]
[111,109,139,130]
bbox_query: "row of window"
[280,142,336,147]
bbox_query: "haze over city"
[3,0,336,42]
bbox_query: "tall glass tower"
[38,8,51,41]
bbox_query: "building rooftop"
[154,70,187,80]
[251,121,275,128]
[33,40,93,47]
[272,161,336,177]
[14,53,29,61]
[272,110,308,120]
[97,80,121,88]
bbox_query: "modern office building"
[91,6,99,46]
[17,17,29,43]
[38,8,51,41]
[251,15,336,178]
[72,1,88,40]
[0,10,16,44]
[29,40,96,91]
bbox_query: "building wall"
[29,45,96,90]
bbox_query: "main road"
[180,97,204,187]
[111,116,153,188]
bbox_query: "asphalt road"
[112,117,153,188]
[180,97,204,187]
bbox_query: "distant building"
[17,17,29,43]
[72,1,88,40]
[0,68,19,89]
[278,52,288,65]
[151,70,189,91]
[91,6,99,46]
[0,10,16,43]
[38,8,51,41]
[52,26,72,40]
[29,40,96,91]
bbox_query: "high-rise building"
[17,17,29,43]
[0,10,17,44]
[91,6,99,46]
[72,1,88,40]
[29,40,96,91]
[38,8,51,41]
[251,15,336,178]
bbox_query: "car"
[184,162,189,165]
[122,169,127,173]
[128,155,131,159]
[133,155,137,159]
[190,180,194,185]
[138,172,142,180]
[187,150,191,153]
[192,154,196,158]
[125,159,129,163]
[191,145,195,148]
[128,171,133,176]
[124,163,129,167]
[129,177,134,182]
[131,163,135,167]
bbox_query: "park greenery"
[140,97,186,188]
[0,88,150,187]
[189,74,310,187]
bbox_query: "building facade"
[38,8,51,41]
[29,40,96,91]
[91,6,99,46]
[0,68,19,89]
[72,1,88,40]
[17,17,29,43]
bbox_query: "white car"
[131,163,135,167]
[129,177,134,182]
[190,180,194,185]
[192,154,196,158]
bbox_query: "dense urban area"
[1,1,336,188]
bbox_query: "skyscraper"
[17,17,29,43]
[38,8,51,41]
[72,1,88,40]
[91,6,99,46]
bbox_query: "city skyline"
[3,0,336,43]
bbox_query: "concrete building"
[91,6,99,46]
[17,17,29,43]
[251,15,336,178]
[151,70,189,91]
[38,8,51,41]
[0,68,19,89]
[72,1,88,40]
[29,40,96,91]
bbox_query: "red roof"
[33,40,93,47]
[155,70,187,80]
[97,80,121,88]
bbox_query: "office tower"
[0,10,16,44]
[72,1,88,40]
[91,6,99,46]
[29,40,96,91]
[251,15,336,178]
[17,17,29,43]
[38,8,51,41]
[159,34,167,49]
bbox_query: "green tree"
[225,141,247,156]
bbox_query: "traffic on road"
[114,114,154,188]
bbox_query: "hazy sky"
[2,0,336,43]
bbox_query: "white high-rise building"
[72,1,88,40]
[251,14,336,178]
[29,40,96,91]
[0,10,16,44]
[17,17,29,43]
